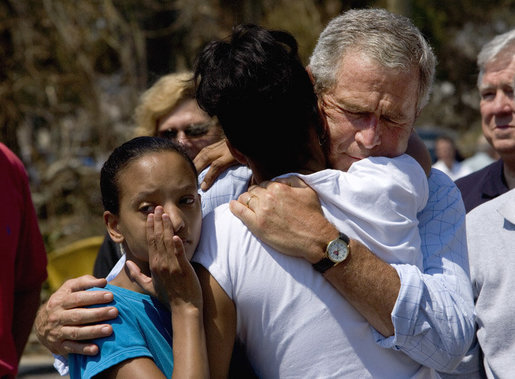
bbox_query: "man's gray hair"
[309,8,436,113]
[477,29,515,88]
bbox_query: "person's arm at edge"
[195,265,236,379]
[13,286,43,362]
[35,275,117,356]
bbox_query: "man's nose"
[492,91,514,114]
[355,115,381,149]
[176,131,192,144]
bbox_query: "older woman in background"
[134,72,224,160]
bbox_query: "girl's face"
[106,151,201,264]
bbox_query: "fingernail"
[104,293,113,301]
[101,326,111,334]
[201,182,207,191]
[108,308,117,316]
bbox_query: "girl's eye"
[180,196,196,205]
[139,204,156,214]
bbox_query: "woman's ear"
[226,140,248,166]
[104,211,124,243]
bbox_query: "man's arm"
[324,241,400,336]
[35,275,117,356]
[229,172,474,371]
[230,176,398,336]
[389,169,474,371]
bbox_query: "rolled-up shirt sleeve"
[373,169,475,372]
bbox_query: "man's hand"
[229,176,339,263]
[35,275,117,356]
[193,139,238,191]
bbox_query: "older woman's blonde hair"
[133,72,196,137]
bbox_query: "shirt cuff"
[53,354,69,376]
[372,263,423,350]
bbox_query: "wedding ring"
[246,195,256,208]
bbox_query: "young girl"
[69,136,208,378]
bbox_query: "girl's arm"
[99,357,167,379]
[127,206,209,379]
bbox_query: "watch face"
[327,239,349,263]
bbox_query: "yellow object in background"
[46,236,103,292]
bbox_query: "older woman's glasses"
[158,121,214,140]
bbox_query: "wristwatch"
[312,232,350,273]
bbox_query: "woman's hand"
[193,139,239,191]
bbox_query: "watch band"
[312,232,350,274]
[312,258,336,273]
[337,232,350,245]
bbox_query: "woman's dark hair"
[100,136,197,214]
[194,24,322,179]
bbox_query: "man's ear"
[104,211,124,243]
[316,97,330,146]
[226,140,248,166]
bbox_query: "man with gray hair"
[451,29,515,378]
[456,29,515,211]
[230,7,474,375]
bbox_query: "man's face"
[319,50,419,172]
[157,99,224,160]
[479,54,515,159]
